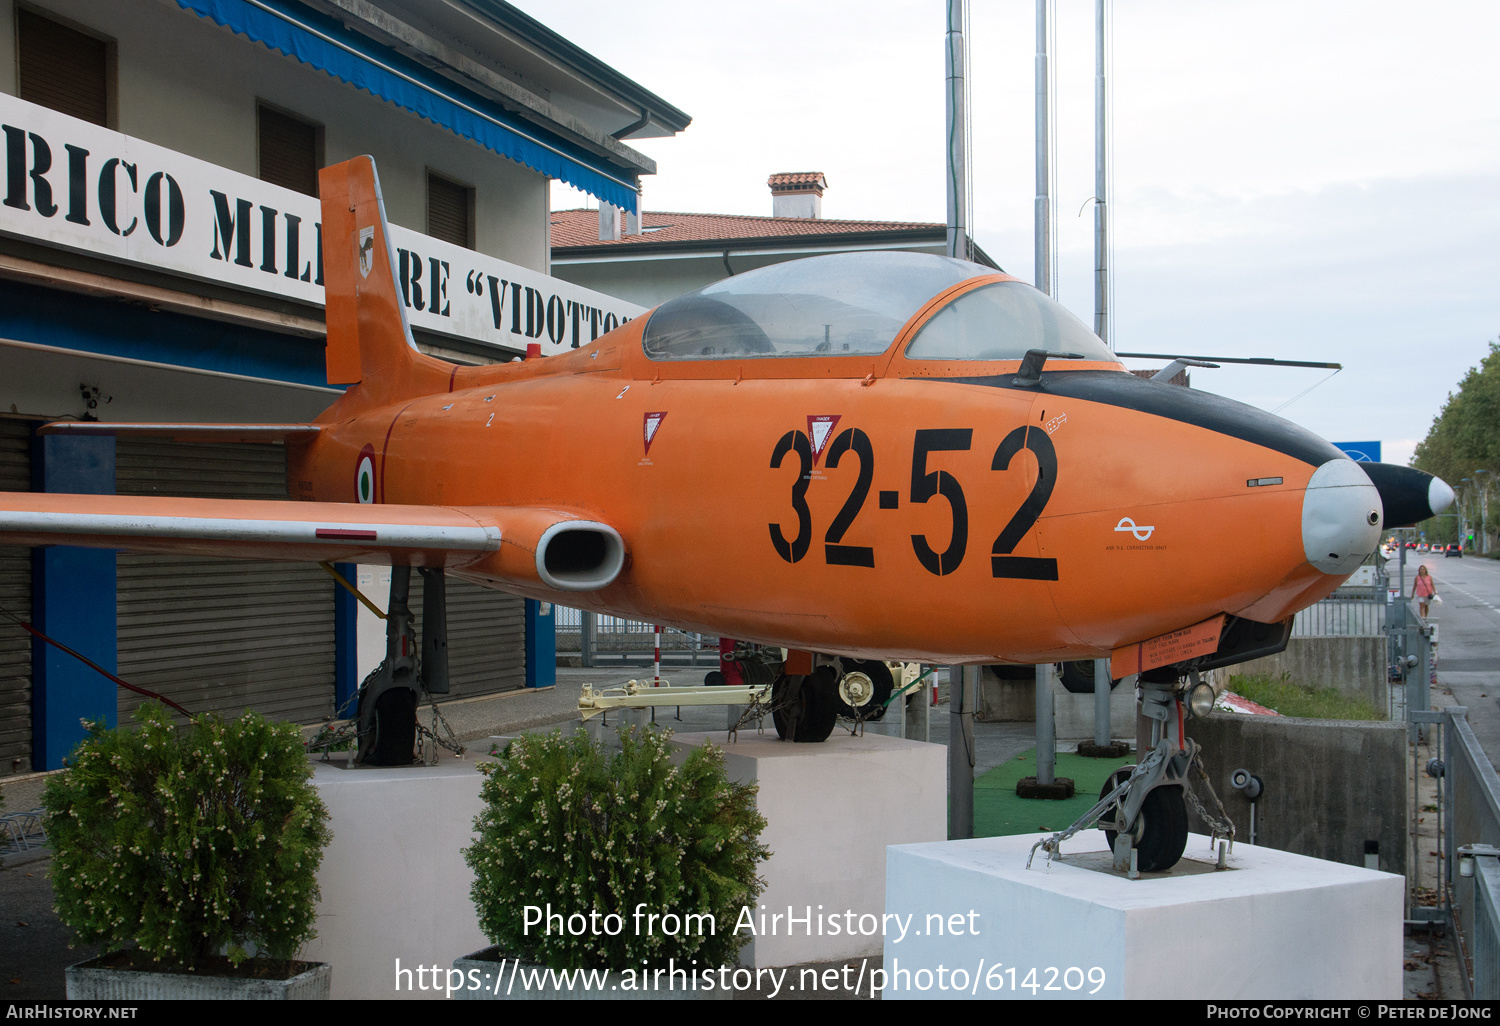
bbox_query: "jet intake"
[465,508,626,593]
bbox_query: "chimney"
[768,172,826,219]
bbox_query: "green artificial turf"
[968,747,1137,838]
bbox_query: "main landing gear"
[355,565,451,766]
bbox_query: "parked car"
[1446,544,1463,558]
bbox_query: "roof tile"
[550,208,943,249]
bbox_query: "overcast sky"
[513,0,1500,467]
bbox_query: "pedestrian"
[1413,564,1437,618]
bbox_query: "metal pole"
[1034,0,1053,297]
[1093,0,1110,345]
[1094,657,1111,746]
[581,610,594,668]
[1035,662,1056,786]
[907,666,930,742]
[948,665,976,839]
[945,0,969,260]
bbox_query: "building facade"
[0,0,686,774]
[550,171,999,309]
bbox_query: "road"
[1405,551,1500,764]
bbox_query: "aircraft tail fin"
[319,156,451,404]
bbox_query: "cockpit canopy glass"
[904,280,1118,363]
[642,252,994,361]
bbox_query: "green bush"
[465,727,768,971]
[42,702,331,970]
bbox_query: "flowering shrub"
[42,702,331,971]
[465,727,768,971]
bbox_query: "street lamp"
[1461,479,1472,550]
[1477,469,1491,554]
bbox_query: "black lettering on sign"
[64,144,87,225]
[567,300,584,348]
[485,274,508,328]
[769,430,813,563]
[23,132,54,217]
[314,221,324,285]
[909,428,971,575]
[546,295,565,345]
[145,171,184,247]
[824,427,875,567]
[398,248,424,310]
[258,205,277,274]
[208,190,248,264]
[989,425,1059,580]
[282,212,306,278]
[428,257,449,316]
[509,281,524,334]
[3,126,25,211]
[524,286,545,338]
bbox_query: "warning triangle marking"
[807,414,840,464]
[643,412,667,455]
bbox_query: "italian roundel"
[356,444,377,503]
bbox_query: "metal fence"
[555,608,719,667]
[1445,707,1500,998]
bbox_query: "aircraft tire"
[1099,766,1136,850]
[836,659,894,720]
[1060,660,1121,694]
[771,674,794,739]
[794,665,839,742]
[1134,785,1189,872]
[368,687,418,766]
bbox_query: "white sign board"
[0,93,644,356]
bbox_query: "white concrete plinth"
[300,755,489,1000]
[885,831,1402,1000]
[671,731,945,969]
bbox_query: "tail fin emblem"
[358,226,375,278]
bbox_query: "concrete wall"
[5,0,550,270]
[1232,636,1387,710]
[1186,715,1407,877]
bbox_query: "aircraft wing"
[0,493,627,592]
[0,492,498,565]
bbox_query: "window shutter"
[18,10,108,127]
[258,106,320,198]
[427,173,472,248]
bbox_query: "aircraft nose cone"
[1359,462,1455,527]
[1302,459,1383,575]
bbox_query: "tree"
[1412,338,1500,546]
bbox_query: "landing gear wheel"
[772,666,839,742]
[837,660,894,720]
[365,687,418,766]
[1099,766,1137,850]
[1060,660,1121,694]
[1134,785,1189,872]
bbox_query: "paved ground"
[0,658,1476,1000]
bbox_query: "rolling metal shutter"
[115,439,335,724]
[0,420,32,776]
[405,572,525,699]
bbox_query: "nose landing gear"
[1030,669,1233,873]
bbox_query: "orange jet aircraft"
[0,157,1452,864]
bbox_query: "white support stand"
[670,731,945,968]
[885,830,1402,1000]
[301,755,489,1000]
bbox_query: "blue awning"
[175,0,639,212]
